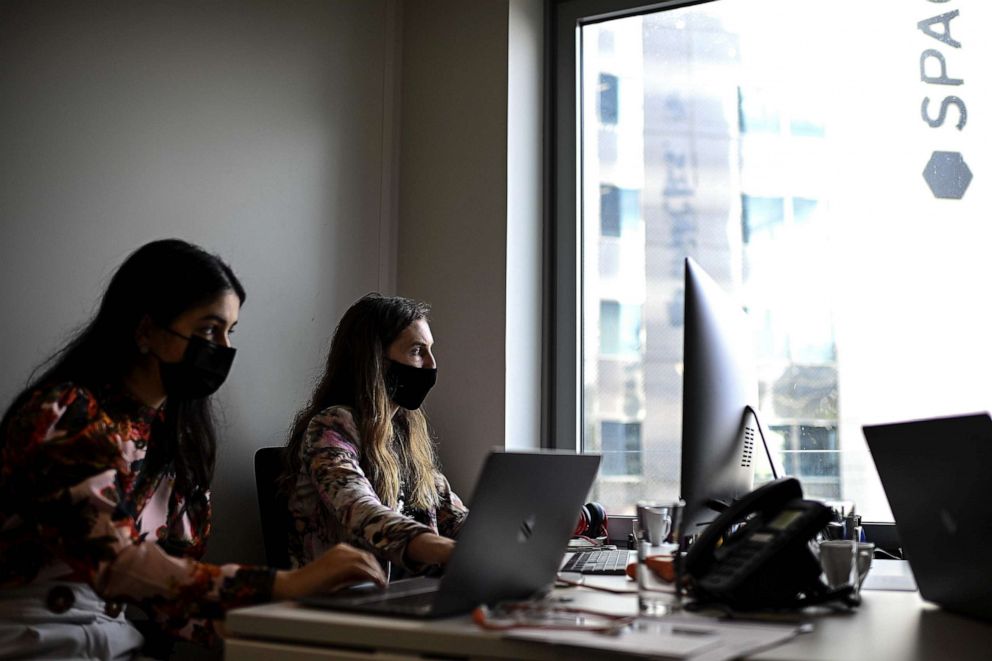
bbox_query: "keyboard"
[560,548,631,575]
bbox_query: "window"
[792,198,818,225]
[600,185,641,238]
[598,73,619,124]
[741,195,784,243]
[738,86,780,134]
[599,300,642,356]
[600,421,643,476]
[770,425,840,500]
[600,185,621,237]
[553,0,992,520]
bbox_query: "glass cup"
[818,540,875,597]
[635,500,685,617]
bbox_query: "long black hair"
[0,238,245,495]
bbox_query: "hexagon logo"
[923,151,972,200]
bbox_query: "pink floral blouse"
[286,406,468,573]
[0,383,274,645]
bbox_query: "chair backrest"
[254,446,292,569]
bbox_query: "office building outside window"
[556,0,992,519]
[600,421,643,477]
[599,73,619,125]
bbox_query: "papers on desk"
[504,614,800,660]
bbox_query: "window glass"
[599,300,642,356]
[738,86,780,134]
[772,424,840,500]
[574,0,992,519]
[600,185,621,236]
[601,185,642,238]
[599,73,619,124]
[600,421,643,476]
[741,195,784,242]
[792,198,818,225]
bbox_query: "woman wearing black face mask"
[280,294,468,577]
[0,240,384,660]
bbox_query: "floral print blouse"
[0,382,275,645]
[287,405,468,574]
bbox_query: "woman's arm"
[273,543,385,600]
[302,408,437,571]
[2,387,272,626]
[400,473,468,566]
[405,532,455,566]
[1,385,382,644]
[435,473,469,539]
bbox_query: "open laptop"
[863,413,992,621]
[301,450,601,618]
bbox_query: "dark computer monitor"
[680,257,760,536]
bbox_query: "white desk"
[225,571,992,661]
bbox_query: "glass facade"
[576,0,992,519]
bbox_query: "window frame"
[548,0,719,454]
[545,0,899,538]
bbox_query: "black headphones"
[573,501,608,538]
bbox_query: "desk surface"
[225,570,992,661]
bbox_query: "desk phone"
[684,477,853,610]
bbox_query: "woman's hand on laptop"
[273,544,387,600]
[407,533,456,567]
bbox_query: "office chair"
[254,446,292,569]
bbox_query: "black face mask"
[156,331,236,400]
[385,360,437,411]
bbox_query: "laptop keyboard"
[561,548,630,575]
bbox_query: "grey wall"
[397,0,544,502]
[397,0,509,500]
[506,0,544,454]
[0,0,399,564]
[0,0,544,563]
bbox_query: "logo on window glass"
[923,151,972,200]
[918,10,971,200]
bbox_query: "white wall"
[0,0,399,565]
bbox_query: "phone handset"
[681,477,846,610]
[684,477,803,578]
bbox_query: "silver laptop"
[301,450,601,618]
[863,414,992,621]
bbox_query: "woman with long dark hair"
[0,239,384,659]
[281,293,467,577]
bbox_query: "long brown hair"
[281,293,440,510]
